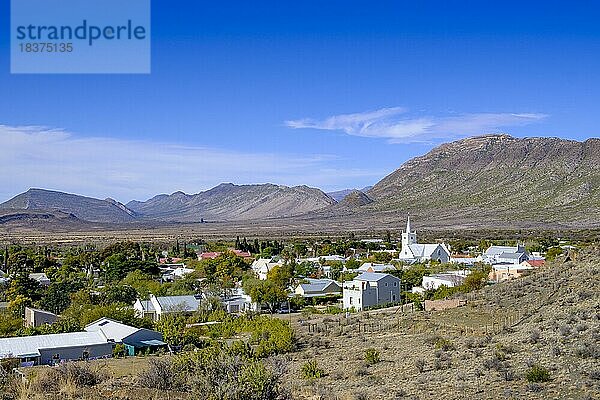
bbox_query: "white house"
[294,278,342,298]
[221,288,257,313]
[358,263,396,273]
[251,257,283,280]
[421,271,469,290]
[29,272,51,286]
[343,272,400,311]
[84,318,165,355]
[397,215,450,263]
[481,244,530,265]
[134,294,201,321]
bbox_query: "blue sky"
[1,1,600,202]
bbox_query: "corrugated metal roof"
[485,246,519,256]
[355,272,396,282]
[0,331,107,359]
[359,263,396,272]
[84,318,140,341]
[499,252,525,259]
[139,299,155,312]
[156,295,200,312]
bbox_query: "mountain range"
[126,183,335,222]
[2,134,600,229]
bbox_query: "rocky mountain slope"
[0,189,136,223]
[327,186,373,202]
[355,134,600,227]
[333,190,373,211]
[127,183,336,222]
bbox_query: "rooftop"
[155,295,200,312]
[355,272,397,282]
[85,318,140,342]
[0,331,107,359]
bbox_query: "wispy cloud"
[0,125,380,202]
[285,108,548,143]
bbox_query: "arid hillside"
[286,249,600,399]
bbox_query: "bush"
[325,305,344,315]
[574,342,600,359]
[435,338,455,351]
[301,306,321,316]
[364,348,381,365]
[588,370,600,381]
[0,366,16,400]
[113,343,127,358]
[526,364,551,383]
[414,358,426,373]
[33,361,106,394]
[177,349,290,399]
[528,329,541,344]
[138,357,180,391]
[300,360,324,380]
[482,355,505,372]
[433,351,452,370]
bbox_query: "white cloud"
[0,125,378,203]
[285,108,548,143]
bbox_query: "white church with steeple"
[398,214,450,263]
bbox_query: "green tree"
[345,259,361,270]
[545,247,563,261]
[155,313,187,346]
[462,269,489,292]
[7,273,41,302]
[102,285,138,305]
[243,278,287,313]
[122,270,161,299]
[8,294,32,318]
[39,281,83,314]
[0,310,23,336]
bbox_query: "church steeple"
[401,213,417,248]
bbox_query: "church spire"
[406,213,411,233]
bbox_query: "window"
[394,282,397,286]
[349,297,353,304]
[385,282,388,287]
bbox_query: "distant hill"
[334,190,373,209]
[0,189,136,223]
[127,183,336,222]
[361,134,600,226]
[327,186,373,202]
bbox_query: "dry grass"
[283,250,600,399]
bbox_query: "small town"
[0,213,588,399]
